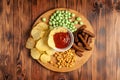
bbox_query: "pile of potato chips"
[26,22,56,63]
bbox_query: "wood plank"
[114,1,120,80]
[13,0,32,80]
[0,0,15,80]
[105,0,117,80]
[115,0,120,79]
[66,0,77,10]
[115,2,120,80]
[57,0,67,8]
[115,12,120,80]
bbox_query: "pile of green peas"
[42,10,84,32]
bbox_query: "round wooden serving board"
[32,8,95,72]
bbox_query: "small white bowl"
[53,29,74,52]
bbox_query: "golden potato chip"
[43,30,50,37]
[39,31,46,38]
[46,49,56,55]
[31,29,41,40]
[40,53,51,63]
[36,38,51,51]
[31,48,43,59]
[34,22,48,31]
[26,37,35,49]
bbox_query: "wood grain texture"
[13,0,32,80]
[0,0,120,80]
[0,0,15,80]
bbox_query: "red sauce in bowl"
[53,32,71,49]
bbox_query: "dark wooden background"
[0,0,120,80]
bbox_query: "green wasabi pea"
[42,17,46,22]
[48,10,79,32]
[79,21,84,25]
[49,22,52,25]
[74,21,78,24]
[71,13,75,17]
[76,17,81,21]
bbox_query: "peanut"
[52,49,76,68]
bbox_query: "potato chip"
[31,48,43,59]
[39,31,46,38]
[31,29,41,40]
[26,37,35,49]
[34,22,48,31]
[43,30,50,37]
[46,49,56,55]
[36,38,51,51]
[40,53,51,63]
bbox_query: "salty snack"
[42,17,47,22]
[46,49,56,55]
[50,49,76,68]
[34,22,48,31]
[76,51,83,57]
[26,22,56,63]
[72,43,84,52]
[31,48,42,59]
[78,34,92,50]
[49,10,84,32]
[26,37,35,49]
[31,22,48,40]
[40,53,51,63]
[31,29,42,40]
[36,38,51,51]
[72,25,95,57]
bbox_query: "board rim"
[31,8,95,72]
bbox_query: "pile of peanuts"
[50,49,76,68]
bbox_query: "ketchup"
[53,32,71,49]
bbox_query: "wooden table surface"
[0,0,120,80]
